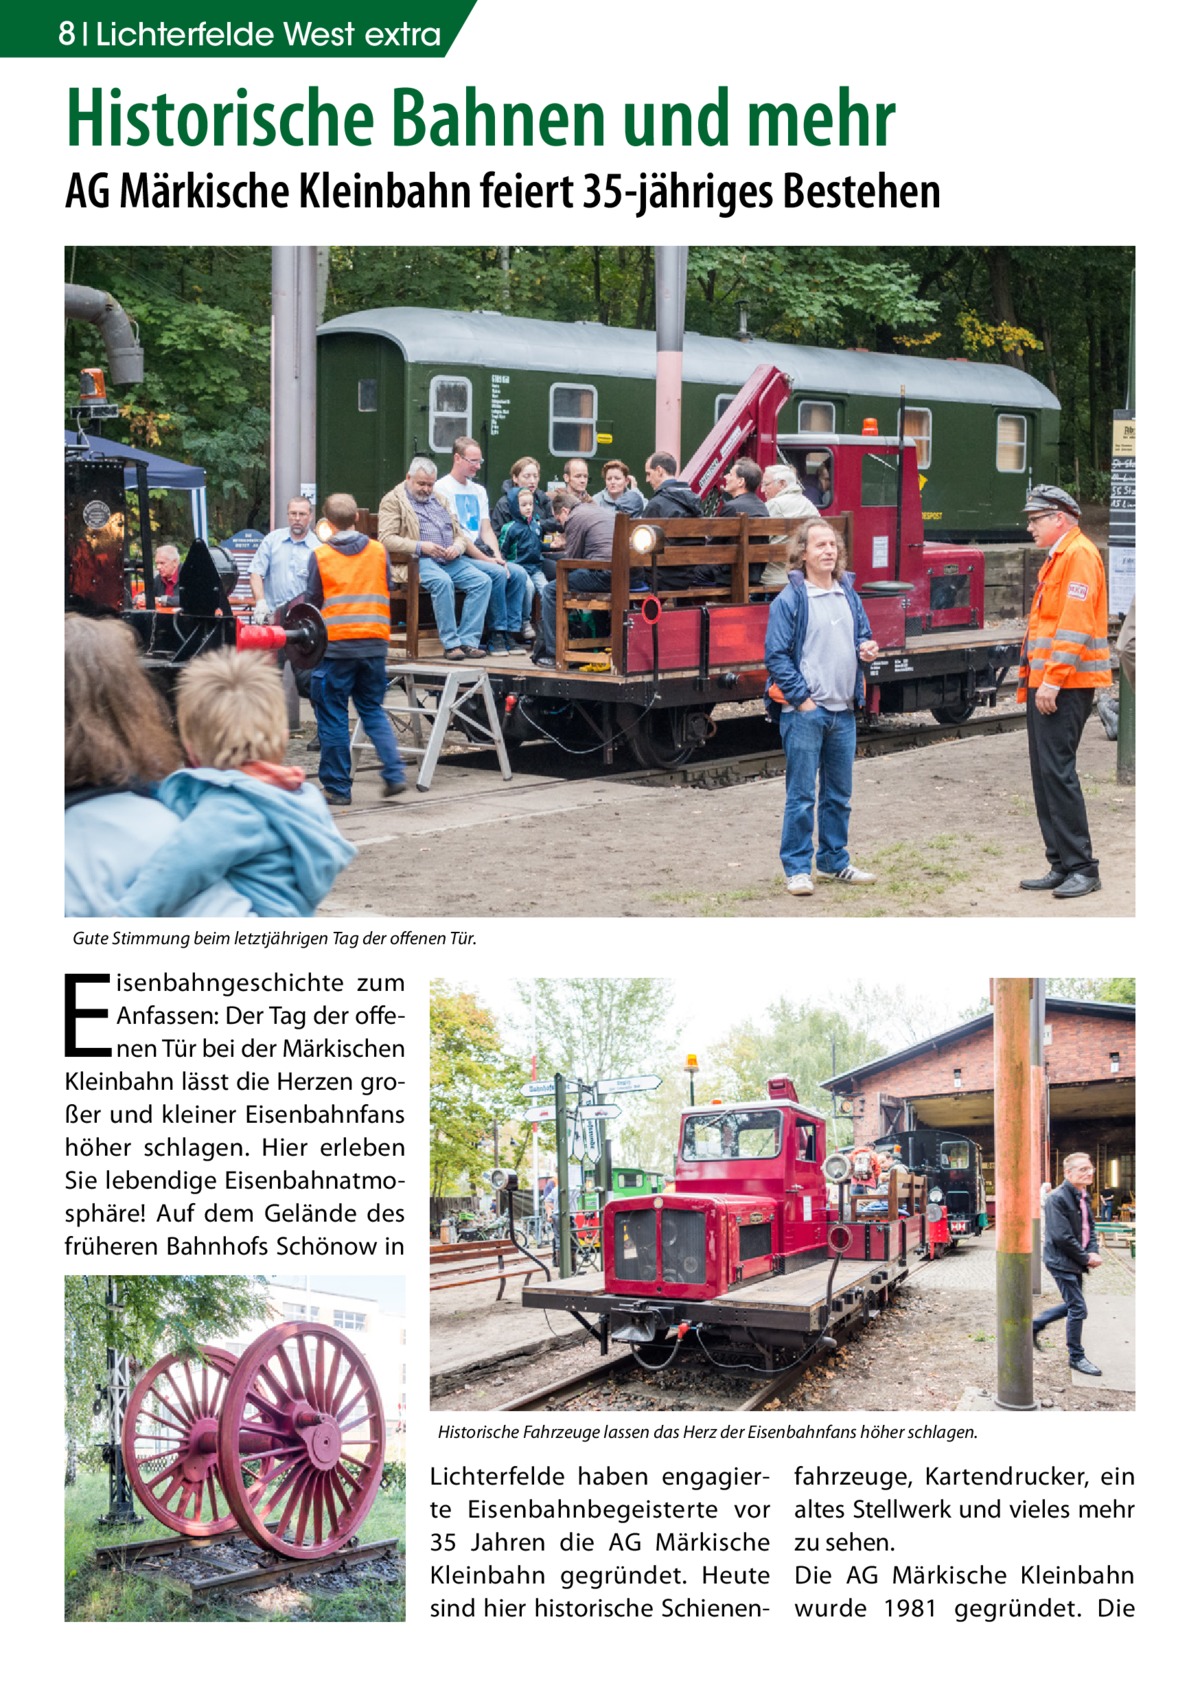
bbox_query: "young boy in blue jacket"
[115,649,354,917]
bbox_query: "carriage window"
[898,406,932,469]
[681,1109,782,1161]
[715,393,736,423]
[550,384,598,455]
[799,400,836,432]
[429,375,471,452]
[996,413,1028,473]
[862,451,899,507]
[939,1141,972,1171]
[357,379,378,413]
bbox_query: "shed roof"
[821,1000,1135,1092]
[318,307,1060,410]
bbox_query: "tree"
[1047,977,1135,1005]
[64,1275,270,1457]
[517,977,676,1087]
[429,982,527,1203]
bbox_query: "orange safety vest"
[1017,527,1111,702]
[314,539,391,643]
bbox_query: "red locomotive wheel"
[122,1347,241,1536]
[217,1323,386,1559]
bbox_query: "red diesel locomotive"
[527,1076,943,1372]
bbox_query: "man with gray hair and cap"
[1017,485,1111,900]
[760,465,819,589]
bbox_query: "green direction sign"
[19,5,478,56]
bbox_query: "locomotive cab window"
[550,383,598,455]
[996,413,1028,472]
[897,405,932,468]
[939,1140,972,1171]
[792,449,833,508]
[799,400,836,432]
[357,379,378,413]
[429,375,472,453]
[681,1109,781,1161]
[862,451,899,507]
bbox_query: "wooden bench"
[554,510,853,669]
[429,1238,551,1299]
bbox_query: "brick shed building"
[821,1000,1135,1210]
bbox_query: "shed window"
[429,375,471,453]
[799,400,836,432]
[996,413,1028,473]
[898,406,932,469]
[550,384,597,455]
[357,379,378,413]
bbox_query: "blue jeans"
[539,569,612,653]
[419,555,490,649]
[779,704,857,875]
[1034,1268,1088,1361]
[474,557,528,637]
[310,654,405,800]
[523,567,548,623]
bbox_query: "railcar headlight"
[630,522,666,556]
[928,1187,944,1203]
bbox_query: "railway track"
[497,1343,831,1414]
[316,703,1026,817]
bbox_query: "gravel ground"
[434,1235,1135,1414]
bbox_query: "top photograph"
[64,244,1134,920]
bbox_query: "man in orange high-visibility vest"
[1016,485,1111,900]
[305,491,406,807]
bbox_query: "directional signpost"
[596,1075,662,1095]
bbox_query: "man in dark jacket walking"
[1033,1153,1103,1374]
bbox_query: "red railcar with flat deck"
[525,1076,944,1373]
[375,362,1024,768]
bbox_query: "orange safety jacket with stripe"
[313,539,391,644]
[1017,526,1111,702]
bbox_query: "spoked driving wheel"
[616,703,710,770]
[121,1346,241,1536]
[217,1322,386,1558]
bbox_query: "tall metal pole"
[297,245,318,505]
[100,1278,141,1525]
[994,980,1037,1410]
[271,247,300,524]
[555,1073,570,1279]
[1030,980,1045,1296]
[654,246,688,464]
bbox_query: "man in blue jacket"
[1033,1153,1103,1375]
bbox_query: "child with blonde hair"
[115,649,354,916]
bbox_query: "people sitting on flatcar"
[377,455,491,661]
[641,451,706,591]
[435,436,528,655]
[696,457,771,587]
[595,459,646,518]
[498,485,547,628]
[534,489,622,668]
[761,465,819,589]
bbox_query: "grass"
[65,1473,405,1622]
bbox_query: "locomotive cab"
[602,1077,832,1304]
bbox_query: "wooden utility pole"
[994,979,1037,1410]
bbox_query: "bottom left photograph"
[64,1274,406,1621]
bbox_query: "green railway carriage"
[316,306,1060,542]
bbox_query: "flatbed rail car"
[371,500,1023,768]
[317,306,1060,541]
[524,1076,940,1373]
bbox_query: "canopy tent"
[64,430,208,541]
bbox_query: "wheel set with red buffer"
[121,1322,386,1559]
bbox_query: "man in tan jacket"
[377,456,491,660]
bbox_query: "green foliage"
[518,977,676,1086]
[429,982,527,1199]
[1047,977,1134,1006]
[64,1276,270,1450]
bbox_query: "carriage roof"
[318,306,1060,410]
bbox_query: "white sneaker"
[817,864,877,885]
[786,872,814,896]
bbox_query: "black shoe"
[306,735,321,752]
[1032,1329,1048,1353]
[1053,872,1102,900]
[382,779,407,799]
[1070,1356,1102,1376]
[1019,871,1065,891]
[323,790,351,807]
[534,656,557,670]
